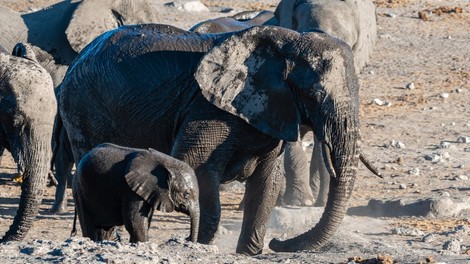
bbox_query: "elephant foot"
[50,203,68,214]
[283,190,314,207]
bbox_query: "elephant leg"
[51,151,73,213]
[123,198,150,243]
[282,140,314,206]
[51,129,74,213]
[195,168,221,245]
[237,156,281,255]
[74,192,98,241]
[97,226,117,241]
[310,136,329,207]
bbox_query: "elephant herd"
[0,0,379,256]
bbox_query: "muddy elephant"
[72,143,199,243]
[0,44,57,242]
[190,10,276,33]
[58,24,361,254]
[275,0,377,72]
[0,0,161,213]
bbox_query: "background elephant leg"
[310,136,330,207]
[51,154,73,213]
[51,131,74,213]
[237,157,280,255]
[97,226,117,241]
[282,141,314,206]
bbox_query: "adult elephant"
[59,24,361,254]
[274,0,379,205]
[0,44,57,242]
[275,0,377,73]
[190,10,276,33]
[0,0,161,213]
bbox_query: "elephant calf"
[72,143,200,243]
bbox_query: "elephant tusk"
[321,143,337,179]
[360,151,382,178]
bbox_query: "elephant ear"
[66,0,159,53]
[124,152,172,211]
[195,26,300,141]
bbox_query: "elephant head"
[274,0,377,72]
[0,45,57,242]
[195,26,360,252]
[124,148,200,242]
[0,0,160,87]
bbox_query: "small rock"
[457,136,469,143]
[455,88,463,93]
[405,82,415,90]
[422,233,438,243]
[391,227,424,236]
[453,225,470,235]
[440,141,451,148]
[169,1,209,12]
[442,239,461,253]
[399,183,407,189]
[425,154,441,162]
[385,13,397,18]
[457,175,468,180]
[439,92,449,99]
[373,98,384,106]
[408,168,420,176]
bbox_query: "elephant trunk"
[189,204,200,243]
[0,126,52,242]
[269,120,359,252]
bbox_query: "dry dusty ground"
[0,0,469,263]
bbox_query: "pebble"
[456,175,468,180]
[440,141,451,149]
[408,168,420,176]
[385,13,397,18]
[399,183,407,189]
[457,136,469,143]
[169,1,209,12]
[442,239,461,253]
[391,227,424,236]
[453,225,470,235]
[422,233,438,243]
[425,154,441,162]
[439,92,449,99]
[405,82,415,90]
[373,98,384,106]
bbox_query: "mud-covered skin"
[275,0,377,72]
[59,24,360,255]
[190,10,276,33]
[73,143,199,243]
[0,46,56,242]
[0,0,163,214]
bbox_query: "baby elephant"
[72,143,200,243]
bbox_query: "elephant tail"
[71,208,78,237]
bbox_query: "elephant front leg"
[196,170,221,244]
[237,157,280,255]
[310,136,329,207]
[283,141,314,206]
